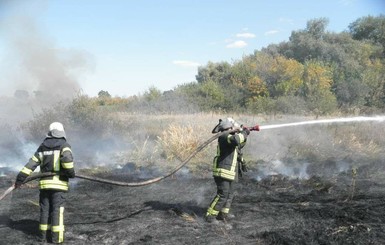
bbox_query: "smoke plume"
[0,1,93,171]
[0,1,92,102]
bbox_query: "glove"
[14,173,27,189]
[242,127,250,135]
[250,125,260,131]
[14,181,23,189]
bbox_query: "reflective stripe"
[52,226,64,232]
[239,133,245,143]
[31,155,40,163]
[62,162,74,169]
[62,147,72,153]
[52,207,65,243]
[53,150,60,172]
[213,169,235,180]
[21,167,32,175]
[221,207,230,214]
[39,179,69,191]
[39,224,51,231]
[38,152,43,162]
[206,195,220,216]
[43,150,54,155]
[212,142,238,180]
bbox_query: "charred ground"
[1,159,385,245]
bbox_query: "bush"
[275,96,307,114]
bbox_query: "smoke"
[254,160,310,180]
[0,1,92,100]
[0,1,93,172]
[0,0,94,104]
[245,116,385,180]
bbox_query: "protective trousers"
[39,190,66,243]
[206,177,234,217]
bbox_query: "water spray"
[259,116,385,130]
[1,116,384,201]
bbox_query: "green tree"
[196,61,232,85]
[306,18,329,40]
[98,90,111,98]
[362,59,385,108]
[198,80,225,111]
[283,18,330,62]
[349,15,385,56]
[143,86,162,102]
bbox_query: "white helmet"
[226,117,240,128]
[212,117,240,133]
[48,122,66,138]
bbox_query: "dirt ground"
[1,160,385,245]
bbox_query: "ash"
[1,163,385,245]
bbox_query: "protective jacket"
[212,130,248,181]
[16,137,75,191]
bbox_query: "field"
[1,113,385,244]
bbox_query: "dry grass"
[157,123,211,162]
[21,101,385,178]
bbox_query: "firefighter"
[205,117,251,223]
[15,122,75,244]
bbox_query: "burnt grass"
[1,161,385,245]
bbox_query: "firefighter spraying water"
[1,115,384,244]
[205,117,259,224]
[1,115,384,198]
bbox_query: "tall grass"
[19,95,385,179]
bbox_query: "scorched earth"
[1,159,385,245]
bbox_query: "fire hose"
[0,125,259,201]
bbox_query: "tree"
[349,15,385,56]
[306,18,329,40]
[270,56,304,97]
[301,60,337,114]
[143,86,162,102]
[198,80,225,111]
[362,59,385,108]
[98,90,111,98]
[246,76,269,103]
[283,18,330,62]
[196,61,232,85]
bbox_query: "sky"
[0,0,384,98]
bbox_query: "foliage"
[143,86,162,102]
[98,90,111,98]
[68,15,384,116]
[348,15,385,55]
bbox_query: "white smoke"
[0,1,92,101]
[254,160,310,181]
[0,1,93,174]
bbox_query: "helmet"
[226,117,240,128]
[48,122,66,138]
[211,117,240,133]
[219,118,234,131]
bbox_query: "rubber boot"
[205,215,219,224]
[37,230,47,243]
[217,212,235,221]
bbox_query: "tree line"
[99,15,385,115]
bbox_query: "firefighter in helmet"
[15,122,75,243]
[205,117,250,223]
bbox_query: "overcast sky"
[0,0,384,97]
